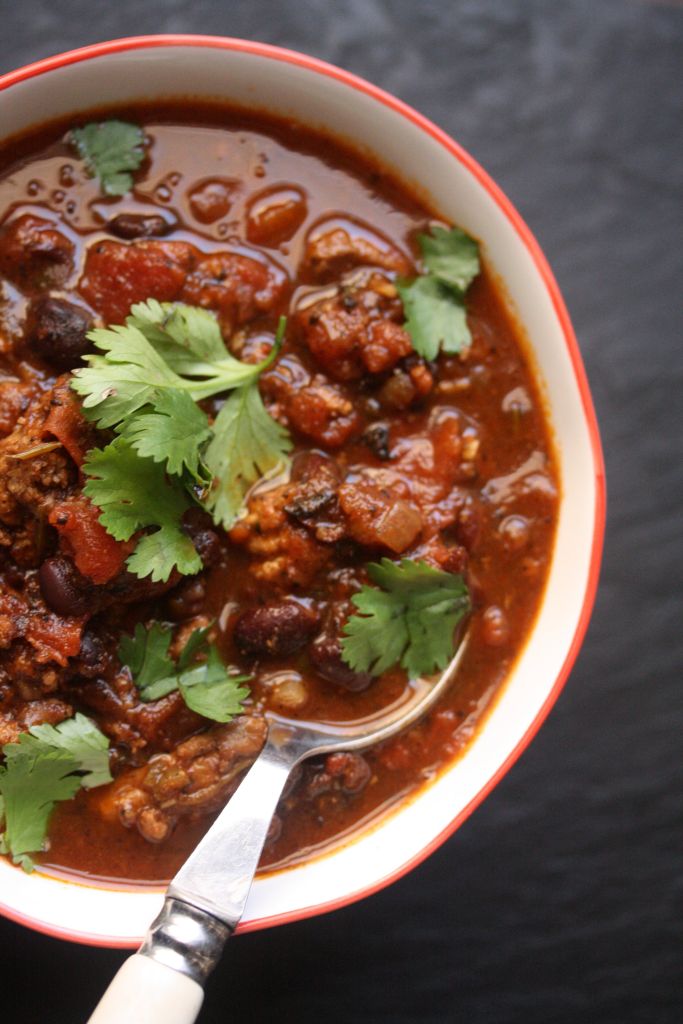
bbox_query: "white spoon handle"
[85,745,294,1024]
[86,954,204,1024]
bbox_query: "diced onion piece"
[272,676,309,710]
[371,500,423,553]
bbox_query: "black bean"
[325,751,372,793]
[77,630,112,678]
[25,296,93,369]
[309,634,373,692]
[361,421,392,460]
[182,507,222,567]
[234,601,320,658]
[39,556,94,617]
[106,213,173,240]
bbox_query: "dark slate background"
[0,2,681,1021]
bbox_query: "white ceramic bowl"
[0,35,605,947]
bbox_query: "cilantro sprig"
[72,303,291,580]
[398,225,480,360]
[118,622,250,723]
[70,120,146,197]
[0,714,111,871]
[340,558,470,679]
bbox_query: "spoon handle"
[86,740,295,1023]
[85,954,204,1024]
[167,739,295,927]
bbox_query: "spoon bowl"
[265,632,469,755]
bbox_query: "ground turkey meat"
[295,270,413,382]
[97,715,268,843]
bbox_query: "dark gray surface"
[1,2,681,1022]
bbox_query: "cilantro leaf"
[418,226,480,292]
[118,622,176,699]
[117,389,211,480]
[82,438,201,582]
[176,624,214,672]
[203,380,291,529]
[70,120,146,197]
[399,225,480,360]
[398,276,471,360]
[71,323,186,429]
[26,713,112,789]
[340,558,470,679]
[0,747,80,871]
[128,300,239,375]
[178,647,251,722]
[118,622,251,723]
[72,304,264,428]
[0,715,111,871]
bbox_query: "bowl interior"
[0,39,603,946]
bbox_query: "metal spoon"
[87,636,468,1024]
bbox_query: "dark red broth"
[0,103,558,884]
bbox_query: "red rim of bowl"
[0,34,606,949]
